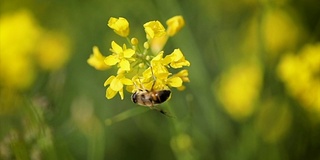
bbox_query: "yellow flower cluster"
[277,43,320,113]
[87,16,190,100]
[0,10,71,114]
[0,10,71,90]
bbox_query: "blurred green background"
[1,0,320,159]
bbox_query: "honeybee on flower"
[87,15,190,113]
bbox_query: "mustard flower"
[150,16,185,54]
[108,17,130,37]
[104,73,133,99]
[87,46,110,70]
[141,67,170,91]
[171,70,189,90]
[277,43,320,113]
[36,32,71,71]
[88,16,190,102]
[173,69,190,83]
[165,49,190,68]
[148,53,188,90]
[143,21,166,40]
[104,41,135,71]
[166,15,185,37]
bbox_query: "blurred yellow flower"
[36,32,71,71]
[107,17,130,37]
[166,15,185,37]
[215,63,263,120]
[104,41,135,71]
[170,133,193,152]
[87,46,110,70]
[0,10,41,90]
[262,9,302,56]
[277,43,320,114]
[255,99,292,143]
[143,20,166,40]
[0,10,72,115]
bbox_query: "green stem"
[104,107,148,126]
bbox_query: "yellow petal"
[110,77,123,91]
[106,87,117,99]
[108,17,129,37]
[152,51,164,61]
[168,77,182,87]
[143,21,166,39]
[121,77,133,85]
[87,46,110,70]
[177,85,186,91]
[163,54,173,65]
[111,41,123,54]
[144,27,154,39]
[171,60,190,68]
[119,88,124,100]
[177,69,188,76]
[166,15,185,36]
[142,67,153,79]
[104,55,119,65]
[123,49,135,58]
[172,49,183,61]
[104,76,115,86]
[119,59,130,71]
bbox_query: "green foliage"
[1,0,320,160]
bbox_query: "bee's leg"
[152,105,174,118]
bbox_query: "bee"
[131,89,171,107]
[131,66,174,117]
[131,89,172,116]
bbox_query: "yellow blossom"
[262,9,301,56]
[143,21,166,40]
[87,46,110,70]
[277,43,320,114]
[171,69,190,90]
[215,63,262,121]
[166,15,185,37]
[108,17,130,37]
[167,76,183,88]
[150,36,168,54]
[36,32,71,71]
[0,10,41,90]
[104,41,135,71]
[140,66,170,91]
[146,53,189,90]
[104,73,133,99]
[88,16,190,102]
[164,49,190,68]
[173,69,190,83]
[150,16,185,54]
